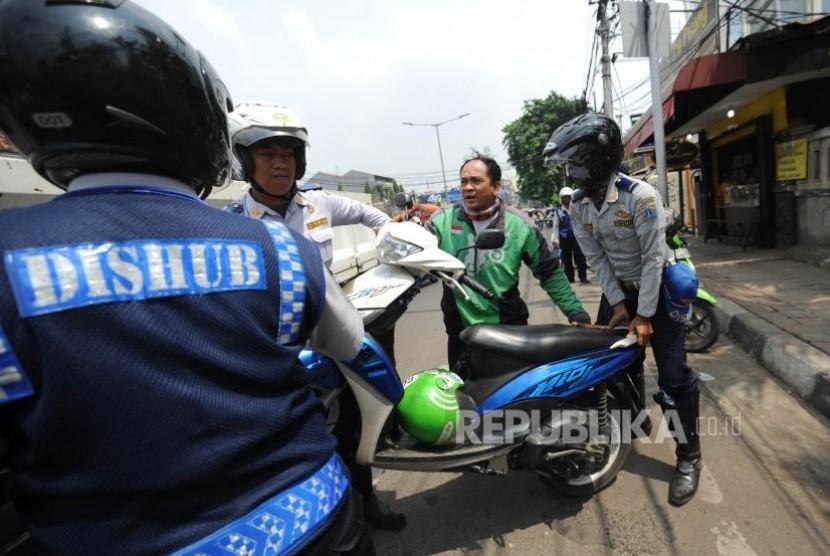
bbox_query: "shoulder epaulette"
[298,184,323,192]
[616,176,638,193]
[223,201,244,214]
[572,188,586,201]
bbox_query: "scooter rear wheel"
[538,406,631,496]
[684,299,720,353]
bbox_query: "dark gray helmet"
[0,0,234,198]
[542,113,623,192]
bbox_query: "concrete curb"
[709,295,830,421]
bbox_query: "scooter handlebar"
[460,275,496,300]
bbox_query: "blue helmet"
[662,262,699,324]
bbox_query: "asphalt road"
[370,268,830,555]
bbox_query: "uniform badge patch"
[307,204,316,214]
[615,209,631,219]
[636,196,657,219]
[583,223,594,232]
[250,207,264,218]
[451,225,463,233]
[636,196,656,209]
[614,218,634,227]
[306,217,329,230]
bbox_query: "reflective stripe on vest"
[0,323,33,404]
[260,220,307,345]
[172,452,349,556]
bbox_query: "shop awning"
[623,50,747,155]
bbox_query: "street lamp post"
[402,113,469,201]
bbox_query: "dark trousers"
[303,487,375,555]
[333,386,377,505]
[596,287,698,400]
[560,235,587,282]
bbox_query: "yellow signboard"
[776,138,807,181]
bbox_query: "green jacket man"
[427,154,590,374]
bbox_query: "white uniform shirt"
[237,189,389,268]
[569,174,670,318]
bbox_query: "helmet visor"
[233,125,308,148]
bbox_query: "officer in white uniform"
[226,102,406,531]
[550,186,589,283]
[571,177,670,315]
[226,103,389,268]
[544,113,703,508]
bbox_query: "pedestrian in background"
[551,186,589,283]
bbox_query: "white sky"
[132,0,679,191]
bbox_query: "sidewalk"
[685,236,830,420]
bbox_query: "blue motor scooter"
[302,221,646,496]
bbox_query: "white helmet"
[559,186,575,197]
[229,102,309,183]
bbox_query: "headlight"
[378,233,422,263]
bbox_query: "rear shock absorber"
[595,382,609,432]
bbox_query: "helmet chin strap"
[249,179,297,203]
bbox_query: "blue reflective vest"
[557,207,573,238]
[0,187,336,554]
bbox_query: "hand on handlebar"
[628,315,653,347]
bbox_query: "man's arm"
[632,194,665,318]
[423,207,446,237]
[571,204,625,307]
[307,267,364,361]
[550,210,560,245]
[326,192,390,229]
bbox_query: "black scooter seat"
[461,323,626,366]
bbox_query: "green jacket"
[428,204,586,330]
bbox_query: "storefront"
[624,13,830,249]
[698,89,785,248]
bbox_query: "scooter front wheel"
[685,299,720,353]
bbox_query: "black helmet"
[542,113,623,193]
[0,0,233,198]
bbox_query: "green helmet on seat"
[397,370,465,445]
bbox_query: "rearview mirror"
[475,229,504,250]
[392,192,412,210]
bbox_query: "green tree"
[337,182,344,192]
[502,91,586,203]
[373,183,386,202]
[391,179,403,194]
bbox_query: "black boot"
[656,390,702,506]
[364,495,407,530]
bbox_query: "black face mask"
[567,162,607,197]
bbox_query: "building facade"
[623,0,830,250]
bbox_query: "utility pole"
[646,0,668,201]
[599,0,614,118]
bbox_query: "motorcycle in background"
[665,209,720,352]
